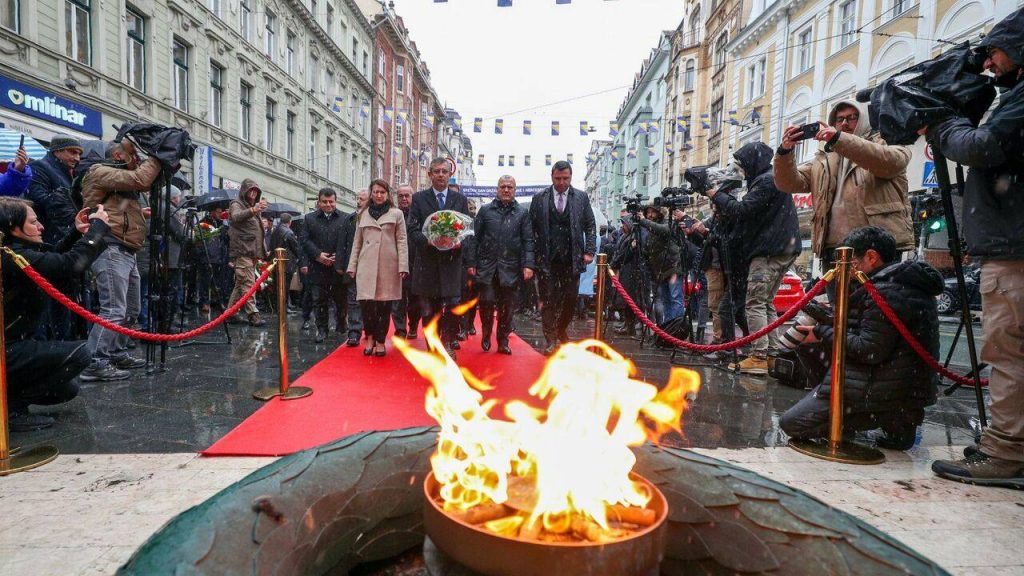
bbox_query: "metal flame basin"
[423,472,667,576]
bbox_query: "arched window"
[689,7,701,45]
[714,32,728,71]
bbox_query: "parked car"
[774,272,806,314]
[937,266,982,315]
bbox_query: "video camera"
[114,122,196,172]
[622,193,647,217]
[654,185,694,210]
[684,164,745,196]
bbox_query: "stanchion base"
[253,387,283,401]
[789,438,886,465]
[282,386,313,400]
[0,444,59,476]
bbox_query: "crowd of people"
[0,8,1020,489]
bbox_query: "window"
[286,111,296,161]
[838,0,857,49]
[746,57,766,102]
[689,7,700,45]
[239,81,252,141]
[309,126,318,172]
[173,39,188,111]
[684,59,695,92]
[351,38,357,63]
[890,0,908,18]
[378,48,385,75]
[710,98,723,135]
[309,54,320,92]
[795,27,813,74]
[65,0,91,64]
[713,32,728,72]
[209,62,223,126]
[325,4,333,34]
[286,31,295,75]
[1,0,18,32]
[208,0,221,18]
[396,64,404,92]
[265,98,276,151]
[310,0,317,17]
[240,0,252,42]
[326,137,333,179]
[264,9,276,58]
[326,69,335,103]
[126,8,145,92]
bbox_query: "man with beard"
[301,188,348,344]
[529,160,596,356]
[928,7,1024,488]
[407,158,470,357]
[472,175,534,355]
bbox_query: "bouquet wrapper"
[423,210,474,251]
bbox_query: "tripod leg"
[942,319,964,372]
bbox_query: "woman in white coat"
[347,179,409,356]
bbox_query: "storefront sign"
[0,75,103,136]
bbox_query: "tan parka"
[773,101,914,257]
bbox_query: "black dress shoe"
[451,340,461,350]
[456,330,468,341]
[468,327,477,336]
[363,345,373,356]
[374,344,386,357]
[481,339,491,352]
[395,330,407,339]
[301,320,311,330]
[9,411,55,432]
[498,344,512,355]
[346,335,360,347]
[407,331,418,340]
[541,343,558,356]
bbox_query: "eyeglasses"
[835,114,859,125]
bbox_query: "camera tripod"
[927,135,987,428]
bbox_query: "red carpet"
[202,325,546,456]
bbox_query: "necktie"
[556,192,565,213]
[437,193,445,208]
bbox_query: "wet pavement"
[11,308,986,454]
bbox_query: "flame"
[393,318,700,534]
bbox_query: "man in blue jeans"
[636,205,684,325]
[80,140,162,382]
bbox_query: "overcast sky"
[390,0,685,188]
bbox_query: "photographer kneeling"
[708,142,801,375]
[1,199,110,431]
[636,204,683,325]
[780,226,941,450]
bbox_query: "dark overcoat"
[299,208,345,285]
[528,186,597,276]
[472,198,535,288]
[406,188,470,298]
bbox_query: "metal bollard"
[594,254,608,340]
[254,248,312,401]
[0,232,59,475]
[789,247,885,465]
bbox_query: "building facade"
[0,0,376,211]
[357,0,446,192]
[584,139,612,220]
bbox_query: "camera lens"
[781,312,816,350]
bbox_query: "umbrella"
[195,188,233,210]
[264,202,301,217]
[0,128,48,160]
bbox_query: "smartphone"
[18,135,24,149]
[794,123,821,141]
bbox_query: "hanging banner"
[193,145,213,194]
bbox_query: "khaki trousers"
[705,268,724,341]
[978,259,1024,462]
[229,256,260,316]
[746,254,797,354]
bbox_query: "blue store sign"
[0,75,103,136]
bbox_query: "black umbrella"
[196,188,233,210]
[264,202,301,217]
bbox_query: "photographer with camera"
[708,142,801,375]
[780,226,941,450]
[80,140,161,382]
[774,102,914,300]
[226,178,268,328]
[1,198,111,431]
[610,207,650,338]
[635,202,684,326]
[925,7,1024,488]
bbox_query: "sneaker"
[932,452,1024,489]
[79,364,131,383]
[113,356,147,370]
[730,356,768,375]
[8,411,54,432]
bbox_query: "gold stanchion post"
[594,253,608,340]
[0,233,59,475]
[789,247,885,465]
[254,249,312,401]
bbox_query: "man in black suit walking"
[530,160,597,355]
[407,158,471,357]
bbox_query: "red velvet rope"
[608,274,829,352]
[860,279,988,388]
[17,262,275,342]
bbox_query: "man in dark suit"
[299,188,349,344]
[407,158,471,357]
[529,160,597,355]
[390,184,420,338]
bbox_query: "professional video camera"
[654,185,694,210]
[855,43,995,145]
[684,164,745,196]
[114,122,197,172]
[622,193,647,217]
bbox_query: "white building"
[0,0,375,210]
